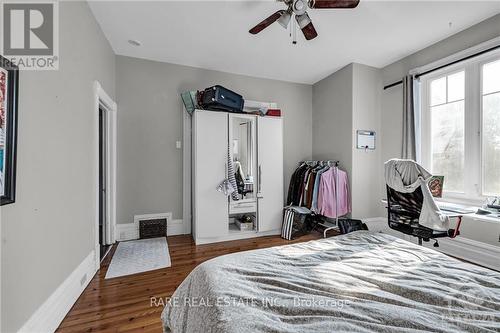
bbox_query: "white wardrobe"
[192,110,283,245]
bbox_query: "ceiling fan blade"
[301,21,318,40]
[249,10,285,34]
[296,13,318,40]
[309,0,360,9]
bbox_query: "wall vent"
[133,213,172,239]
[139,218,167,239]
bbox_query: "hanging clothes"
[303,170,315,208]
[227,146,239,201]
[304,164,323,209]
[286,162,352,219]
[298,167,312,206]
[234,161,246,182]
[287,163,308,206]
[317,167,351,218]
[311,165,330,213]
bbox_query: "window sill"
[435,196,484,207]
[380,198,500,221]
[465,213,500,223]
[434,199,500,222]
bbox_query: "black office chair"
[386,185,462,246]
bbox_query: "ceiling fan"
[249,0,360,41]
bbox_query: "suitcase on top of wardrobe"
[201,85,245,113]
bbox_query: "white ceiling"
[88,1,500,84]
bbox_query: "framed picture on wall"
[0,56,19,205]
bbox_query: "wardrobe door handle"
[258,165,262,193]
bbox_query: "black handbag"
[338,219,368,234]
[281,207,313,240]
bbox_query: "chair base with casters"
[386,185,462,247]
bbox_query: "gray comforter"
[161,231,500,332]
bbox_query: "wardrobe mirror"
[231,116,256,199]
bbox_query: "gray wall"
[351,64,383,218]
[312,63,384,219]
[381,13,500,164]
[312,64,354,179]
[116,56,312,223]
[0,2,116,332]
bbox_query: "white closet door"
[257,116,284,232]
[193,111,228,239]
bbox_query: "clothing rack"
[299,160,339,167]
[298,160,347,237]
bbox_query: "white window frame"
[420,49,500,205]
[480,55,500,197]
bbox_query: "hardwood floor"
[56,232,324,332]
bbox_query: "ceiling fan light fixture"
[277,10,292,29]
[294,0,305,11]
[295,12,311,29]
[249,0,359,40]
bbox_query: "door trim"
[94,81,117,270]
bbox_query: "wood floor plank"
[56,232,324,332]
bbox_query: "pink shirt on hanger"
[317,168,351,218]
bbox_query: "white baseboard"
[116,223,139,241]
[422,236,500,271]
[18,251,97,333]
[362,216,500,271]
[169,219,185,235]
[195,229,281,245]
[116,215,186,242]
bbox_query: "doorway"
[99,107,111,260]
[94,81,117,269]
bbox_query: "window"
[421,52,500,202]
[429,71,465,193]
[482,59,500,196]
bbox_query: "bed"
[161,231,500,332]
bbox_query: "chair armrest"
[447,215,462,238]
